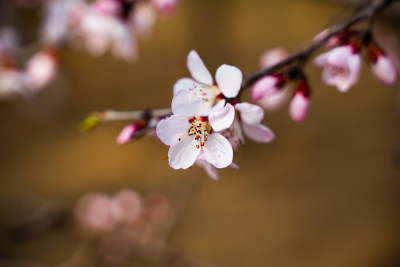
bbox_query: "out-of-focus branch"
[241,0,398,88]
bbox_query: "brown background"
[0,0,400,266]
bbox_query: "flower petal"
[242,122,275,143]
[173,78,196,95]
[235,102,264,124]
[156,115,189,146]
[171,90,211,116]
[209,103,235,132]
[168,135,201,169]
[215,64,242,98]
[202,133,233,168]
[187,50,213,85]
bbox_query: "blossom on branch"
[314,44,361,93]
[367,42,397,85]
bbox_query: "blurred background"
[0,0,400,266]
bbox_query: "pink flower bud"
[367,44,397,85]
[289,78,311,122]
[116,123,143,145]
[25,50,57,91]
[251,74,285,101]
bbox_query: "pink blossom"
[116,122,147,144]
[314,44,361,92]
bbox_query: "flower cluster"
[0,0,178,98]
[313,29,397,92]
[75,189,171,263]
[250,48,312,122]
[0,28,58,98]
[156,50,275,175]
[42,0,179,61]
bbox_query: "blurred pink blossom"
[24,50,58,91]
[314,44,361,92]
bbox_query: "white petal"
[371,55,397,85]
[156,115,189,146]
[187,50,213,85]
[235,102,264,124]
[202,133,233,168]
[215,64,242,98]
[209,103,235,132]
[242,122,275,143]
[173,78,196,95]
[168,135,201,169]
[171,90,211,116]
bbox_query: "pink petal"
[251,75,280,101]
[156,115,189,146]
[370,55,397,85]
[242,122,275,143]
[209,103,235,132]
[173,78,196,95]
[202,133,233,168]
[215,64,242,98]
[168,135,201,169]
[235,102,264,125]
[171,90,211,116]
[289,92,310,122]
[187,50,213,85]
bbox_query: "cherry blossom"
[314,44,361,92]
[156,101,234,170]
[172,50,242,115]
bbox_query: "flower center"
[189,84,221,105]
[188,116,211,149]
[330,65,349,80]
